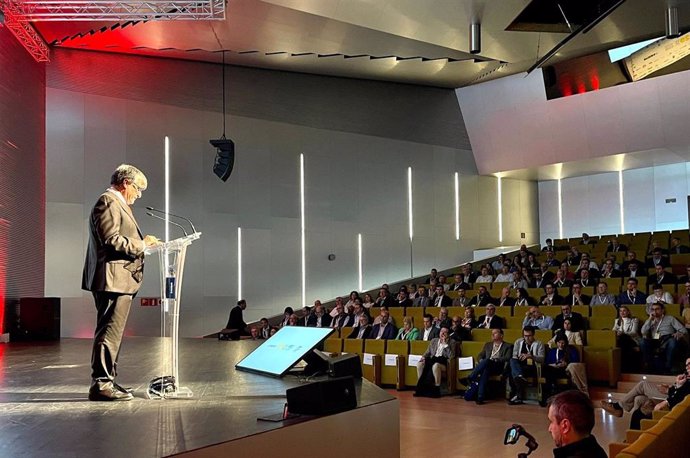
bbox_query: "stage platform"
[0,338,399,458]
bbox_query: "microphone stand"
[146,212,188,237]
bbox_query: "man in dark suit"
[564,284,591,307]
[83,164,160,401]
[606,238,628,255]
[670,236,690,254]
[306,304,332,328]
[449,273,471,291]
[476,304,505,329]
[620,251,641,274]
[646,248,670,270]
[539,283,564,306]
[616,278,647,307]
[348,314,372,339]
[466,328,513,404]
[431,285,452,308]
[468,285,493,307]
[420,313,440,341]
[369,310,397,340]
[226,300,249,337]
[647,264,677,287]
[552,304,586,333]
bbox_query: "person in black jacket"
[552,304,586,333]
[548,390,607,458]
[225,299,249,340]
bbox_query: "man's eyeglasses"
[129,181,144,194]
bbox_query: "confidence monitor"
[235,326,334,377]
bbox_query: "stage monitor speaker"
[329,353,362,378]
[286,376,357,415]
[13,297,61,341]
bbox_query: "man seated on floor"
[370,309,397,340]
[523,305,555,330]
[548,390,607,458]
[640,302,687,374]
[465,328,513,405]
[508,326,545,405]
[552,304,586,333]
[476,304,505,329]
[601,357,690,429]
[414,327,455,398]
[420,313,440,341]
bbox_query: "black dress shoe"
[475,398,485,405]
[89,383,134,401]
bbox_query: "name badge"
[653,332,661,339]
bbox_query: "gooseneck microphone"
[146,212,188,237]
[146,206,197,234]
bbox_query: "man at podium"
[82,164,160,401]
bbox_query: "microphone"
[146,212,188,237]
[146,206,197,234]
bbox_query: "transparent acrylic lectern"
[146,231,201,399]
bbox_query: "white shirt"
[423,327,432,341]
[495,273,514,282]
[434,341,449,357]
[475,275,493,283]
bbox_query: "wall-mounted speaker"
[210,138,235,182]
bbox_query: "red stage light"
[0,219,8,336]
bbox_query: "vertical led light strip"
[557,178,564,239]
[407,167,413,241]
[357,233,363,292]
[619,170,625,234]
[454,172,460,240]
[237,227,242,301]
[497,176,503,243]
[164,136,170,313]
[300,153,306,308]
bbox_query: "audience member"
[640,302,687,374]
[599,258,622,278]
[465,328,512,404]
[344,291,360,309]
[606,237,627,255]
[449,273,471,291]
[433,306,452,330]
[647,265,676,287]
[415,327,455,398]
[491,254,507,272]
[375,287,395,308]
[362,293,375,309]
[545,250,560,267]
[448,315,464,342]
[306,304,332,328]
[645,284,674,313]
[259,318,271,339]
[331,302,354,328]
[515,287,535,307]
[494,264,514,283]
[679,281,690,309]
[420,313,440,341]
[508,326,545,405]
[496,287,516,307]
[280,307,294,327]
[510,270,530,290]
[458,307,477,340]
[287,314,300,326]
[370,310,397,340]
[395,289,412,308]
[613,305,641,371]
[553,304,585,333]
[474,266,493,283]
[548,390,607,458]
[564,283,590,307]
[646,248,670,269]
[542,238,555,252]
[542,334,585,403]
[548,319,583,346]
[468,285,492,307]
[670,236,690,254]
[523,305,555,330]
[589,282,616,306]
[348,314,372,339]
[552,268,572,288]
[431,285,452,308]
[412,286,431,307]
[396,316,419,341]
[476,304,505,329]
[601,357,690,429]
[249,327,260,340]
[540,283,564,306]
[616,278,647,307]
[425,268,439,284]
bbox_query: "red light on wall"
[590,74,600,90]
[576,81,586,94]
[0,219,8,336]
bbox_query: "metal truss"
[5,1,226,21]
[1,5,50,62]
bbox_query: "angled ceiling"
[32,0,690,88]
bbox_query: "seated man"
[474,266,493,284]
[468,285,493,307]
[645,283,674,314]
[616,278,647,307]
[412,286,431,307]
[369,309,397,340]
[433,306,452,330]
[646,264,676,288]
[451,287,470,307]
[419,313,440,341]
[224,299,249,340]
[508,326,545,405]
[258,318,271,339]
[601,357,690,429]
[306,304,332,328]
[640,302,687,374]
[476,304,505,329]
[414,327,455,398]
[449,273,471,291]
[431,285,452,308]
[496,287,516,308]
[539,283,564,306]
[347,314,372,339]
[548,390,607,458]
[522,305,555,330]
[542,333,586,405]
[670,236,690,254]
[552,304,586,333]
[466,328,513,404]
[590,281,616,306]
[331,302,354,328]
[564,284,590,307]
[494,264,514,283]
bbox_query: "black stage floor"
[0,337,395,457]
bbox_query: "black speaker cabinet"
[286,376,357,415]
[12,297,61,341]
[329,353,362,378]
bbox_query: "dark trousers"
[91,292,133,382]
[469,359,506,400]
[640,336,679,373]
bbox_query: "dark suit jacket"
[375,296,395,308]
[431,294,453,308]
[226,305,247,331]
[468,294,492,307]
[564,294,591,306]
[497,296,516,307]
[670,245,690,254]
[646,257,670,269]
[334,314,354,328]
[647,273,677,286]
[552,312,585,332]
[306,314,333,328]
[476,315,505,329]
[348,325,371,339]
[419,326,440,341]
[606,243,628,254]
[616,291,647,306]
[539,294,564,305]
[449,282,471,291]
[82,191,145,294]
[370,323,397,340]
[477,341,513,363]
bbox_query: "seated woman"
[542,333,588,405]
[548,318,583,347]
[362,293,375,309]
[514,287,536,307]
[395,316,419,341]
[613,305,641,372]
[458,306,477,341]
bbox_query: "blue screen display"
[235,326,334,377]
